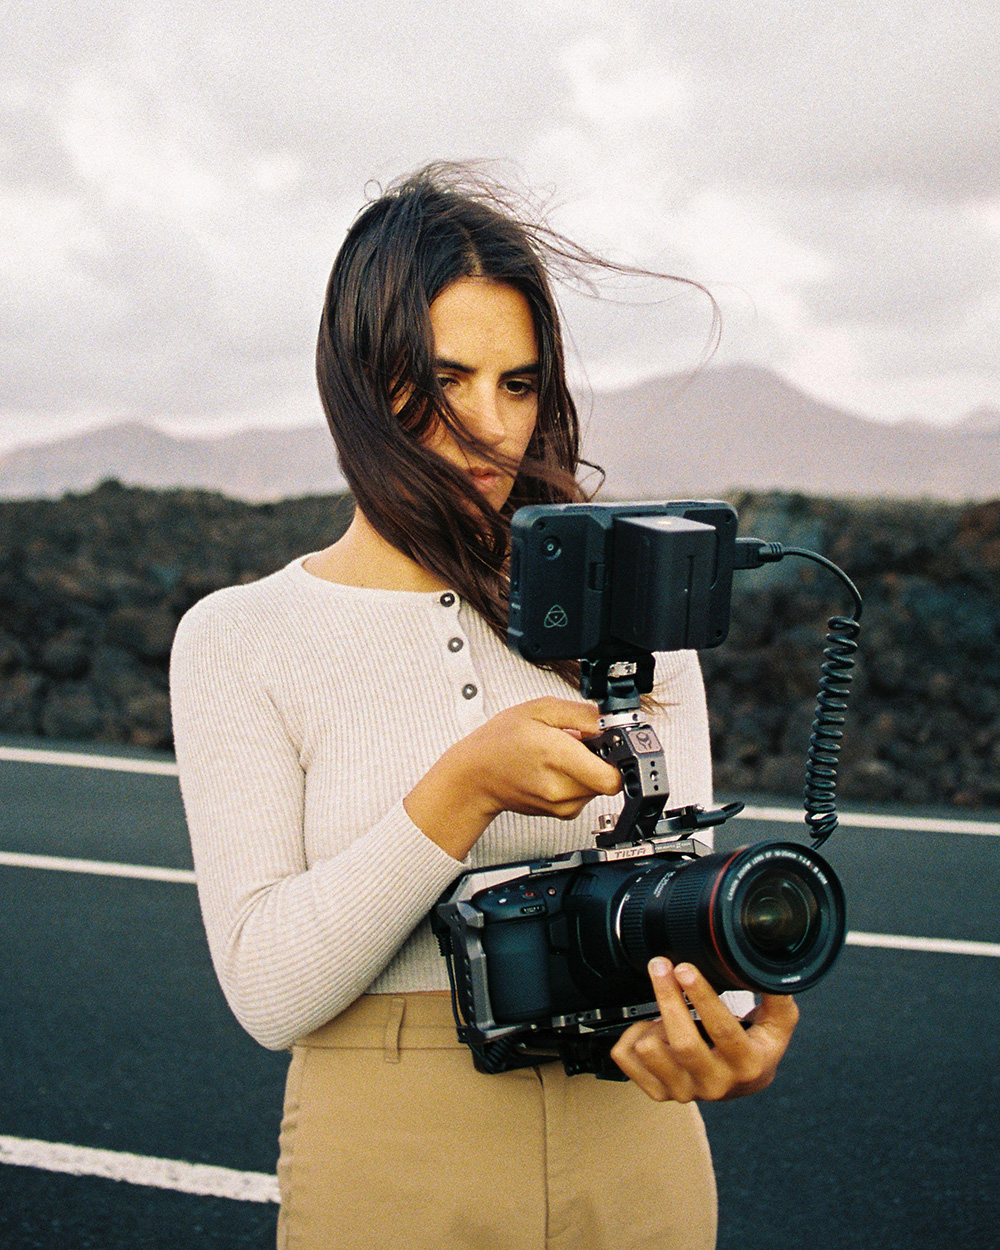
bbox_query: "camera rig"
[433,501,861,1079]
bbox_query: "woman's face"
[424,276,539,511]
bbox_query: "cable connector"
[736,541,863,620]
[734,537,784,569]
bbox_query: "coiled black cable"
[802,613,861,847]
[774,547,863,849]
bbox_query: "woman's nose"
[463,389,507,447]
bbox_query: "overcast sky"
[4,0,999,453]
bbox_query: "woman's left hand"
[610,958,799,1102]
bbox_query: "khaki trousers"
[277,993,717,1250]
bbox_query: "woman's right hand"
[403,697,623,860]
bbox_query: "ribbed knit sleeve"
[170,591,466,1050]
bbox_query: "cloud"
[642,0,1000,200]
[521,1,1000,412]
[791,194,1000,327]
[1,0,590,425]
[2,0,1000,443]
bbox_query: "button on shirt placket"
[436,591,484,732]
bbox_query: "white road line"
[4,850,999,957]
[846,931,1000,958]
[5,745,999,837]
[0,745,178,776]
[739,805,1000,838]
[0,1135,279,1203]
[0,851,196,884]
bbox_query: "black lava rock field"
[1,481,998,808]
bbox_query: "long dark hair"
[316,163,712,680]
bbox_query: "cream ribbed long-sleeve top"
[169,554,714,1050]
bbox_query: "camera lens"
[614,842,846,994]
[741,870,817,958]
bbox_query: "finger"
[669,969,800,1045]
[747,993,800,1045]
[529,697,602,734]
[544,730,622,797]
[610,1023,678,1102]
[671,964,753,1057]
[647,958,708,1050]
[548,794,597,820]
[676,971,800,1091]
[580,754,624,796]
[615,1018,709,1103]
[646,959,738,1094]
[518,700,620,796]
[530,750,619,807]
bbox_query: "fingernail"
[648,957,671,978]
[675,964,696,986]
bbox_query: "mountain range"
[2,365,997,502]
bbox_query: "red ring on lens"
[706,849,754,990]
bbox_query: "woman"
[170,165,798,1250]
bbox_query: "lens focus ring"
[617,869,661,965]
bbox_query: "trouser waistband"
[294,993,464,1062]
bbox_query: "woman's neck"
[303,509,449,592]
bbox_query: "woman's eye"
[505,379,537,397]
[437,375,458,390]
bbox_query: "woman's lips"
[468,467,501,491]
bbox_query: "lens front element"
[741,870,819,959]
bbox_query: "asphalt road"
[2,731,999,1250]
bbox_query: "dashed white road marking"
[0,745,178,775]
[5,851,999,956]
[739,805,1000,837]
[0,1135,279,1203]
[5,746,1000,837]
[0,850,196,883]
[846,931,1000,957]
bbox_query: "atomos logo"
[543,604,569,628]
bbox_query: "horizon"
[3,361,998,461]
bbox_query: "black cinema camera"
[433,501,860,1079]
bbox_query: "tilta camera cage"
[435,501,863,1078]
